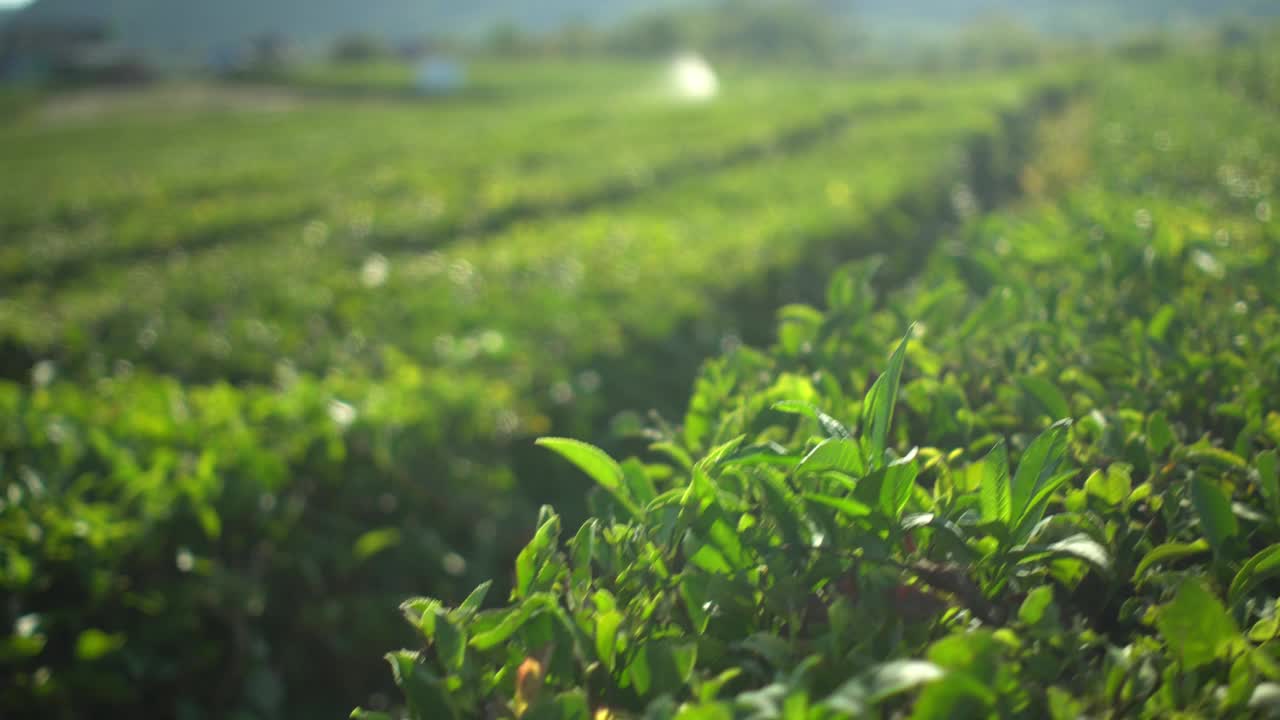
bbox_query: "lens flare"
[669,52,719,101]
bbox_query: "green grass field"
[2,38,1279,720]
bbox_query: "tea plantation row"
[0,64,1059,718]
[0,74,1040,384]
[0,66,855,287]
[361,53,1280,718]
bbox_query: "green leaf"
[196,504,221,541]
[1147,411,1175,456]
[1230,545,1280,606]
[1252,647,1280,680]
[1010,419,1071,530]
[927,630,1000,681]
[646,488,686,512]
[720,442,800,469]
[626,639,697,697]
[595,609,624,671]
[1018,586,1056,626]
[910,674,994,720]
[1133,540,1211,582]
[1045,688,1084,720]
[695,668,743,703]
[1018,376,1070,421]
[685,536,732,575]
[759,472,806,550]
[401,597,443,636]
[1258,450,1279,517]
[1228,650,1256,709]
[778,303,823,355]
[684,466,717,505]
[706,516,748,571]
[861,328,913,465]
[350,710,394,720]
[569,520,596,596]
[1014,534,1111,573]
[826,256,881,313]
[700,435,747,471]
[433,613,467,673]
[651,441,695,470]
[772,401,852,439]
[1012,469,1078,544]
[1085,465,1132,507]
[622,459,659,506]
[456,580,492,617]
[1,634,46,661]
[1156,580,1240,670]
[902,513,980,561]
[469,595,557,651]
[680,572,712,634]
[978,441,1011,526]
[1192,475,1240,556]
[1147,304,1177,341]
[882,450,919,519]
[804,493,873,519]
[386,651,457,720]
[1187,446,1250,472]
[537,438,639,517]
[75,629,125,661]
[514,510,560,601]
[353,527,401,561]
[797,438,865,477]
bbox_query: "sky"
[0,0,32,8]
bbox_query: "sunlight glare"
[669,52,719,102]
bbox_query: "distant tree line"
[312,1,1278,72]
[469,0,861,66]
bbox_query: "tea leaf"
[978,441,1011,526]
[1191,475,1240,557]
[773,401,852,439]
[804,493,873,519]
[861,327,913,465]
[1258,450,1279,517]
[469,595,557,651]
[797,438,865,477]
[1156,580,1240,670]
[385,651,457,720]
[1133,540,1211,582]
[1147,411,1175,456]
[537,438,640,518]
[1010,420,1072,531]
[1230,544,1280,607]
[1018,376,1070,421]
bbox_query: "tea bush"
[362,58,1280,719]
[1,354,532,717]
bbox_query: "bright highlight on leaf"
[537,437,641,518]
[979,441,1011,526]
